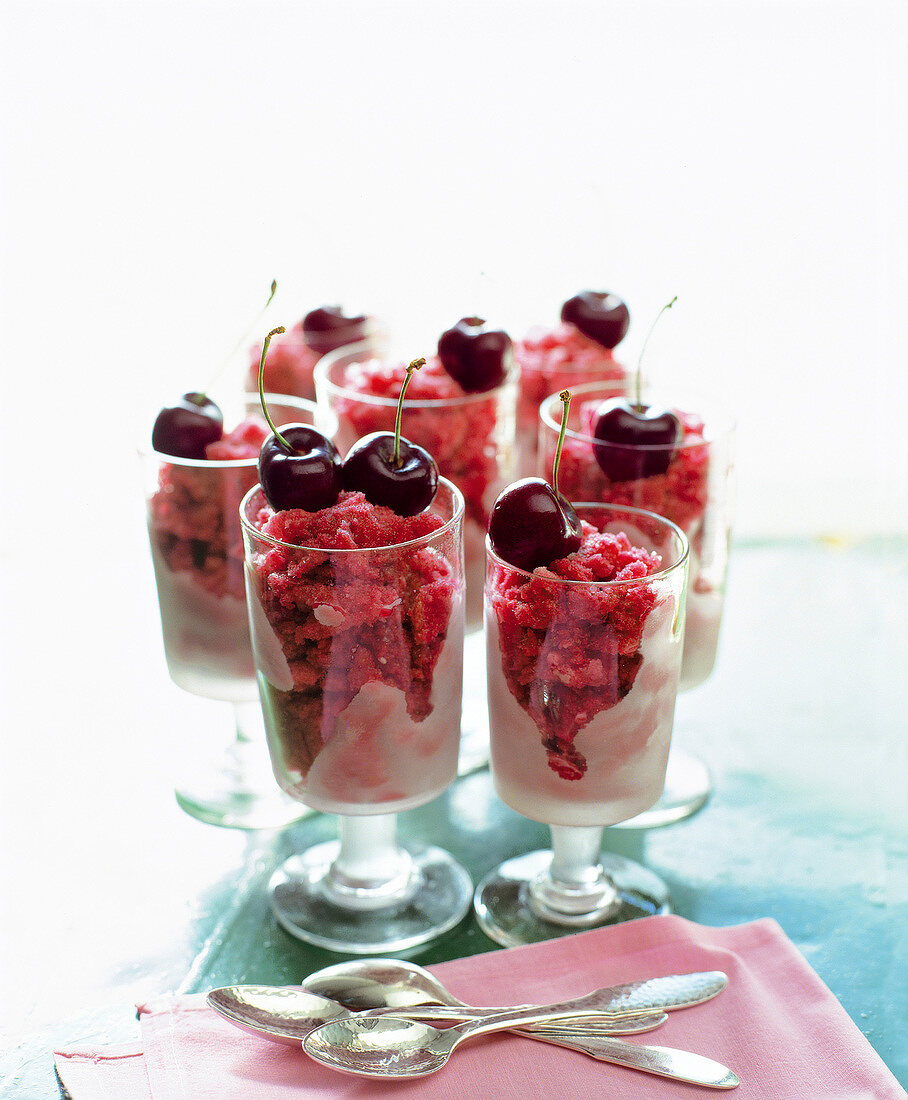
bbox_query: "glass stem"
[325,814,415,909]
[232,700,265,745]
[550,824,606,889]
[528,824,620,922]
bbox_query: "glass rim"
[539,379,735,451]
[140,393,335,470]
[485,501,689,587]
[314,343,516,409]
[240,476,466,555]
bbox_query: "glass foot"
[473,849,670,947]
[174,739,310,831]
[609,748,712,830]
[270,840,473,953]
[457,630,490,775]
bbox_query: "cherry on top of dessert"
[301,305,369,354]
[152,393,224,459]
[342,357,439,517]
[255,327,343,512]
[437,316,512,392]
[560,291,630,350]
[488,390,582,571]
[591,296,681,481]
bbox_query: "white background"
[2,0,906,540]
[0,0,906,1059]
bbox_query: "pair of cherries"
[256,334,437,517]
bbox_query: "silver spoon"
[302,957,728,1027]
[304,1009,739,1087]
[207,984,666,1046]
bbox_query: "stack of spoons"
[208,958,739,1087]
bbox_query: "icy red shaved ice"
[245,322,321,400]
[149,416,269,599]
[246,492,456,781]
[488,524,661,781]
[514,322,627,470]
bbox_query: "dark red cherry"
[592,398,682,481]
[561,291,630,349]
[152,393,223,459]
[342,432,438,517]
[341,357,439,516]
[302,305,369,354]
[488,478,582,571]
[437,316,511,392]
[258,424,343,512]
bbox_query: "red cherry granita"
[488,523,662,782]
[514,322,628,473]
[149,416,269,601]
[244,490,462,808]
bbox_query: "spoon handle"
[361,1005,665,1032]
[527,1031,740,1089]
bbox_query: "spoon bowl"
[207,986,347,1046]
[306,1016,459,1078]
[303,957,464,1010]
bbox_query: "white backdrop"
[1,0,906,539]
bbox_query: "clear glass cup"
[240,478,471,953]
[141,393,337,829]
[475,504,689,946]
[538,380,735,826]
[513,322,629,476]
[315,342,517,774]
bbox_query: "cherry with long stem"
[341,357,439,516]
[593,297,681,481]
[256,326,343,512]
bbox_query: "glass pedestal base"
[473,849,671,948]
[610,748,712,830]
[174,738,309,831]
[270,839,473,953]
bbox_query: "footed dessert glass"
[142,394,336,829]
[240,479,472,953]
[475,504,689,947]
[315,341,517,774]
[538,381,735,827]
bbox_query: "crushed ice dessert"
[147,416,269,699]
[486,521,684,826]
[243,487,464,815]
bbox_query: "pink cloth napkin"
[54,915,904,1099]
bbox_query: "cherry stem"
[206,279,279,391]
[257,326,290,448]
[635,295,677,409]
[392,357,425,467]
[553,390,571,499]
